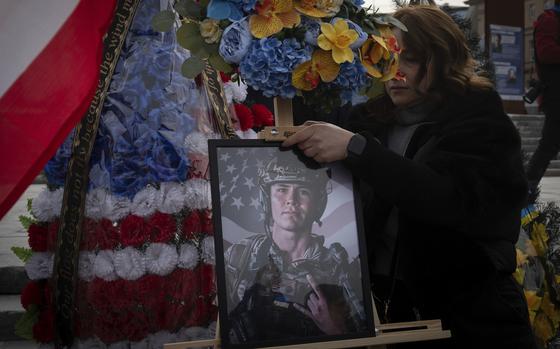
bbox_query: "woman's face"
[385,29,431,108]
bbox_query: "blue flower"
[352,0,364,7]
[219,19,252,64]
[301,17,322,46]
[240,38,312,98]
[331,59,370,105]
[330,18,367,49]
[207,0,243,21]
[44,132,74,187]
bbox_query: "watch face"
[348,134,366,156]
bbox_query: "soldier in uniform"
[223,151,366,344]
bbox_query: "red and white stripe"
[0,0,117,219]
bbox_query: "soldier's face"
[270,182,314,233]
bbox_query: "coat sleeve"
[345,97,527,240]
[535,12,560,64]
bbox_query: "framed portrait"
[209,139,375,349]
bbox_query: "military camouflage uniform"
[224,232,366,343]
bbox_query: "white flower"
[224,80,248,103]
[131,185,160,217]
[94,250,118,281]
[78,251,97,282]
[148,331,177,349]
[145,243,178,276]
[114,247,146,280]
[178,243,199,269]
[184,131,214,156]
[201,236,215,265]
[184,179,211,210]
[106,195,131,221]
[157,182,186,214]
[86,188,112,220]
[32,188,62,221]
[25,252,53,280]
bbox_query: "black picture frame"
[209,139,375,349]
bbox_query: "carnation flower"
[145,243,178,276]
[251,104,274,127]
[147,212,176,243]
[201,236,216,265]
[219,19,252,64]
[178,243,199,269]
[240,38,312,98]
[94,250,118,281]
[131,185,160,217]
[33,307,55,343]
[114,247,146,280]
[184,179,212,209]
[47,220,59,251]
[234,103,254,131]
[21,281,44,310]
[95,218,120,250]
[32,188,63,222]
[28,224,48,252]
[120,215,148,247]
[25,252,53,280]
[224,80,249,103]
[157,182,186,214]
[78,251,97,282]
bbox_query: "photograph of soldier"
[210,143,372,348]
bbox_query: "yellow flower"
[292,49,340,90]
[294,0,342,17]
[360,29,401,81]
[317,21,358,64]
[200,19,223,44]
[249,0,301,38]
[516,248,529,267]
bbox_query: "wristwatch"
[346,133,367,159]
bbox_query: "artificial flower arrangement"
[152,0,406,112]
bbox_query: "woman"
[283,5,536,348]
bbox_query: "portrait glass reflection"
[209,140,374,349]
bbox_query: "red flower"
[186,297,213,327]
[95,218,120,250]
[157,300,189,332]
[44,282,54,308]
[47,220,59,251]
[88,279,132,312]
[21,281,44,310]
[120,215,148,247]
[234,103,254,131]
[167,269,198,302]
[220,72,231,83]
[252,104,274,127]
[122,310,150,342]
[33,307,55,343]
[198,264,216,296]
[182,211,202,240]
[135,274,165,312]
[148,212,176,243]
[94,311,126,344]
[201,210,214,235]
[28,224,48,252]
[80,218,98,251]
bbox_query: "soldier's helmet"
[258,151,331,233]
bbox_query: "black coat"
[344,89,534,347]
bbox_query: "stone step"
[0,295,25,342]
[0,341,39,349]
[0,268,28,295]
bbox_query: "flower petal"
[249,14,283,38]
[320,23,337,42]
[294,1,329,18]
[278,9,301,28]
[292,60,318,90]
[313,50,340,82]
[317,34,333,51]
[332,46,353,64]
[382,56,399,81]
[341,29,358,44]
[274,0,294,13]
[333,18,349,33]
[363,61,382,78]
[370,43,385,64]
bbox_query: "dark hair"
[393,5,493,99]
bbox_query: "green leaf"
[18,215,35,231]
[26,198,32,214]
[14,305,39,340]
[11,247,33,263]
[209,53,232,73]
[366,79,386,99]
[383,15,408,32]
[174,0,202,19]
[181,56,206,78]
[151,10,176,32]
[177,23,210,57]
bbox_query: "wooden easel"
[164,97,451,349]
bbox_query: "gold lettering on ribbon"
[201,63,239,139]
[52,0,140,347]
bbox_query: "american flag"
[213,145,362,259]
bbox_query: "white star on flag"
[243,177,255,190]
[231,197,244,210]
[220,152,231,162]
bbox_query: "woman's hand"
[282,121,355,163]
